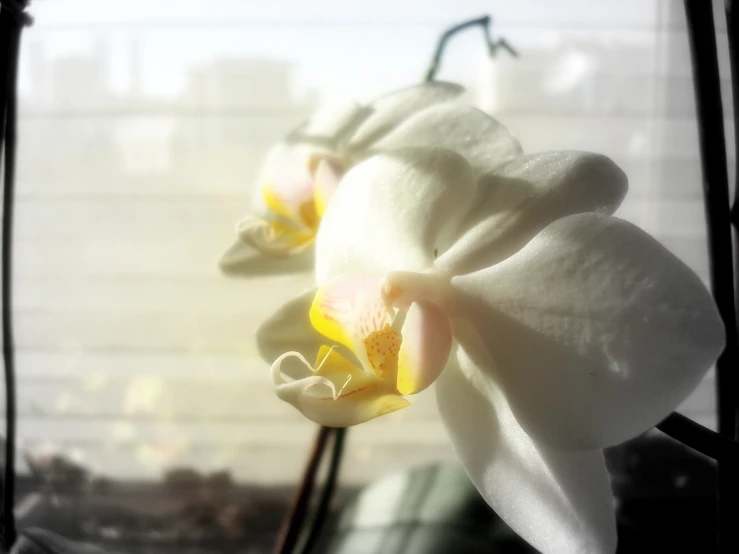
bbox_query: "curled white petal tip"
[270,350,339,403]
[270,345,410,427]
[235,214,314,258]
[235,214,270,239]
[270,350,312,384]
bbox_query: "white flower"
[257,114,725,553]
[220,81,521,271]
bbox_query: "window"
[6,0,722,548]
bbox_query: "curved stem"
[424,15,517,83]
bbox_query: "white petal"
[396,301,453,395]
[345,81,465,153]
[286,101,369,153]
[219,239,259,274]
[313,158,345,217]
[436,352,616,554]
[452,213,725,449]
[236,215,316,258]
[256,288,325,378]
[438,151,628,275]
[316,147,477,282]
[370,103,522,176]
[218,239,314,276]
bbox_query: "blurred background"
[0,0,729,551]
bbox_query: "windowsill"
[15,475,356,554]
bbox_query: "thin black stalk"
[683,1,739,551]
[684,0,738,443]
[657,412,739,461]
[298,427,346,554]
[273,425,332,554]
[0,1,29,549]
[726,0,739,436]
[424,15,517,82]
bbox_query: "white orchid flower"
[257,115,724,553]
[220,81,521,271]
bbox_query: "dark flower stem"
[656,412,739,461]
[298,427,346,554]
[724,0,739,439]
[0,1,30,550]
[273,425,332,554]
[424,15,517,82]
[681,1,739,551]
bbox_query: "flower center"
[298,198,320,230]
[363,324,402,385]
[308,273,453,398]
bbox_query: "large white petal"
[438,151,628,275]
[436,351,616,554]
[369,103,522,176]
[452,213,725,450]
[345,81,465,153]
[315,148,477,282]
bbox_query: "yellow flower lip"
[271,345,410,428]
[263,180,319,231]
[271,273,453,427]
[272,282,409,427]
[363,324,402,385]
[310,273,453,393]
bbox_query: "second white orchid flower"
[220,81,523,271]
[257,108,724,554]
